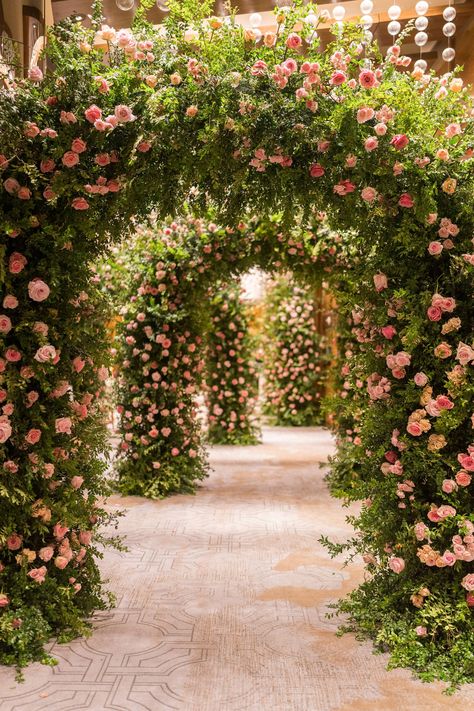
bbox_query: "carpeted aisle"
[1,427,473,710]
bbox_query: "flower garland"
[206,282,260,445]
[262,276,330,426]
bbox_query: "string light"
[116,0,134,10]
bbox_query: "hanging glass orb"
[116,0,134,10]
[332,5,346,21]
[442,46,456,62]
[387,20,401,36]
[252,28,262,42]
[443,22,456,37]
[360,0,374,14]
[249,13,262,27]
[415,31,428,46]
[156,0,168,10]
[360,15,373,29]
[415,16,428,30]
[414,58,428,72]
[443,6,456,22]
[415,1,429,15]
[388,5,401,20]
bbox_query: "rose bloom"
[359,69,376,88]
[388,556,405,574]
[25,428,41,445]
[390,134,409,150]
[5,347,21,362]
[114,104,136,123]
[286,32,302,49]
[461,574,474,592]
[62,150,80,168]
[398,193,414,208]
[186,105,198,117]
[0,419,12,443]
[54,555,69,570]
[0,314,12,333]
[456,342,474,365]
[9,251,27,274]
[455,470,472,487]
[364,136,378,152]
[434,342,452,359]
[407,421,422,436]
[34,345,57,363]
[3,295,18,309]
[309,163,324,178]
[28,278,50,302]
[361,187,377,203]
[72,197,89,210]
[373,272,388,292]
[85,104,102,123]
[329,70,346,86]
[55,417,72,434]
[71,475,84,489]
[7,533,23,550]
[428,241,443,255]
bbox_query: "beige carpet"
[1,427,473,710]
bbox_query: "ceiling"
[51,0,474,76]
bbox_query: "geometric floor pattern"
[1,427,473,710]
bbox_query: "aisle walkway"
[1,428,473,710]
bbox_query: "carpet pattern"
[1,427,473,710]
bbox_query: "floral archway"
[1,0,473,687]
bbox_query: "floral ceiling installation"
[0,0,473,688]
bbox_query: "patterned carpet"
[1,427,473,710]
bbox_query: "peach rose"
[388,556,405,573]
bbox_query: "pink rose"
[388,556,405,574]
[3,177,20,194]
[40,158,56,173]
[428,241,443,255]
[407,422,422,436]
[286,33,302,49]
[62,150,80,168]
[415,626,427,637]
[3,295,18,309]
[7,533,22,550]
[54,523,69,539]
[5,347,21,362]
[356,107,375,124]
[398,193,414,208]
[71,138,87,154]
[28,566,47,583]
[390,134,409,150]
[0,315,12,333]
[414,372,428,387]
[456,342,474,366]
[79,530,93,545]
[0,594,9,607]
[374,122,387,136]
[414,522,428,541]
[185,105,198,118]
[72,197,90,211]
[309,163,325,178]
[0,418,12,443]
[73,356,86,373]
[361,186,377,203]
[71,475,84,489]
[55,417,72,434]
[434,342,452,359]
[95,153,110,166]
[455,471,471,487]
[85,104,102,123]
[427,305,442,321]
[359,69,376,88]
[28,279,50,302]
[442,479,457,494]
[39,546,54,562]
[373,272,388,292]
[381,325,396,339]
[364,136,378,152]
[461,574,474,592]
[54,555,69,570]
[114,104,136,123]
[329,71,346,86]
[25,428,41,445]
[9,252,27,274]
[17,186,31,200]
[34,345,57,363]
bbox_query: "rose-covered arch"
[103,215,338,497]
[1,0,474,686]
